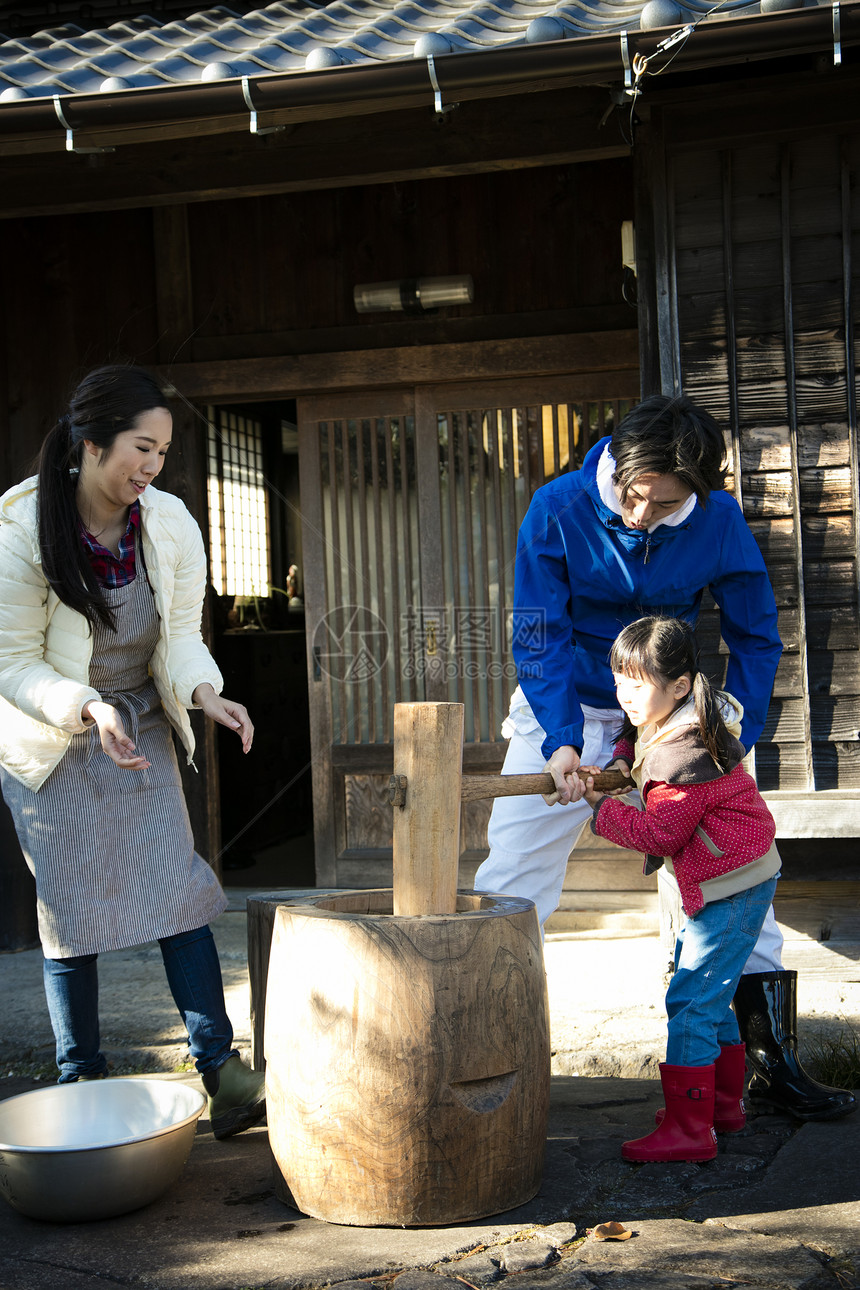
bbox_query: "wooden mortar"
[264,702,556,1227]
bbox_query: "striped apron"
[0,557,227,958]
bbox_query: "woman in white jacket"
[0,365,265,1139]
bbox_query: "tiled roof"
[0,0,813,100]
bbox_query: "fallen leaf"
[592,1222,632,1242]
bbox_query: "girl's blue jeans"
[666,874,780,1067]
[42,925,234,1083]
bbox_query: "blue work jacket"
[512,437,782,759]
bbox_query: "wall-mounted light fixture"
[354,274,474,315]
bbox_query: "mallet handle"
[460,769,633,803]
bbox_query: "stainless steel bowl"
[0,1078,206,1222]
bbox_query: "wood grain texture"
[0,88,627,211]
[460,769,633,802]
[392,703,464,916]
[665,122,860,802]
[265,890,550,1226]
[164,332,639,402]
[779,939,860,981]
[461,796,493,853]
[345,773,392,850]
[247,894,282,1072]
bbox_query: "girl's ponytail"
[691,669,735,772]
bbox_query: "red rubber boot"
[654,1043,746,1134]
[712,1042,746,1133]
[623,1063,717,1163]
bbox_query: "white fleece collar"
[596,445,698,533]
[630,690,744,785]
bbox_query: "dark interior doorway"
[205,399,314,889]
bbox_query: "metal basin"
[0,1078,206,1222]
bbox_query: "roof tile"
[0,0,820,98]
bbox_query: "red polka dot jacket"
[591,717,778,918]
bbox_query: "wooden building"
[0,0,858,953]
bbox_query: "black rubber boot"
[733,970,856,1122]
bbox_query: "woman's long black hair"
[37,365,169,631]
[610,616,736,772]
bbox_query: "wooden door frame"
[298,388,417,885]
[297,367,643,887]
[159,330,640,883]
[162,331,640,404]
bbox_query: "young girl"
[581,616,781,1163]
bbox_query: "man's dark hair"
[610,395,727,508]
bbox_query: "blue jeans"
[43,925,234,1083]
[666,875,780,1067]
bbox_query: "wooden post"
[151,212,223,878]
[392,702,464,916]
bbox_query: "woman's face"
[81,407,173,511]
[614,472,692,530]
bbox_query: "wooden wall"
[1,207,160,488]
[0,154,635,883]
[182,161,634,362]
[0,157,633,493]
[646,101,860,798]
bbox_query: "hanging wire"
[622,0,763,143]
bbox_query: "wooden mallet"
[390,702,633,916]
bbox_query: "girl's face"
[615,472,692,530]
[81,407,172,512]
[613,669,691,730]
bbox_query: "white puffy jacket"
[0,477,223,791]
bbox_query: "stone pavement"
[0,899,858,1290]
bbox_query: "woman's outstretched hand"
[192,683,254,753]
[82,700,151,771]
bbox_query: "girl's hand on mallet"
[582,775,607,810]
[600,757,634,797]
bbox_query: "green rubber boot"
[202,1053,266,1140]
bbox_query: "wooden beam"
[779,940,860,982]
[0,86,628,218]
[764,790,860,836]
[160,330,640,402]
[297,401,338,888]
[0,73,597,160]
[632,103,660,398]
[188,305,637,367]
[158,396,224,877]
[330,742,506,773]
[654,67,860,151]
[153,205,195,366]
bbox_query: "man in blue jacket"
[475,394,854,1122]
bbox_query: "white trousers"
[473,690,784,973]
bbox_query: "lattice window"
[436,398,634,742]
[206,407,271,599]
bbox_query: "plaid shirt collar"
[78,502,141,589]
